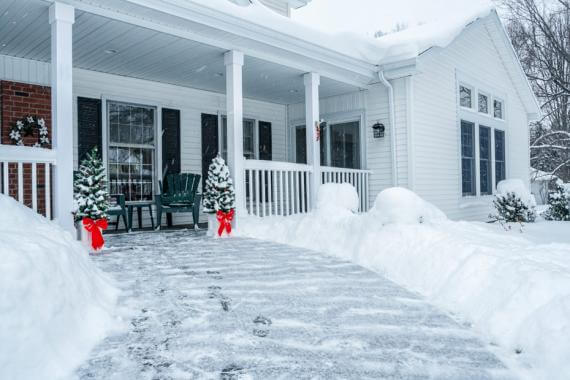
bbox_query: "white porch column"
[224,50,245,222]
[49,3,75,234]
[304,72,321,208]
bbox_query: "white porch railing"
[0,145,56,219]
[244,160,371,217]
[244,160,313,217]
[321,166,372,212]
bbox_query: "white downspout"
[379,71,398,187]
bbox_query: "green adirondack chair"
[107,194,129,231]
[155,173,201,229]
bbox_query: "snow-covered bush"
[545,181,570,221]
[73,147,109,222]
[491,179,537,223]
[0,195,118,379]
[202,155,235,214]
[371,187,447,224]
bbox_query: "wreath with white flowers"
[9,116,50,148]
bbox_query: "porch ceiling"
[0,0,361,105]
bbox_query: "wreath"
[9,116,50,148]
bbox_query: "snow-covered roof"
[203,0,494,66]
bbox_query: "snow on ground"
[0,195,119,380]
[238,185,570,380]
[76,230,511,379]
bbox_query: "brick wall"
[1,80,52,216]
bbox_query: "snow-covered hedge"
[239,185,570,379]
[491,179,537,223]
[0,195,118,379]
[545,181,570,221]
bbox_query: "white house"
[0,0,540,233]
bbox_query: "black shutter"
[77,97,102,163]
[161,108,181,178]
[201,113,219,193]
[259,121,272,161]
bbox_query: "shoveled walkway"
[76,230,513,379]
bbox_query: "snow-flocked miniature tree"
[202,155,236,214]
[73,147,110,222]
[490,192,537,223]
[545,181,570,221]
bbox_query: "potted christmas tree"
[202,155,236,237]
[73,147,110,253]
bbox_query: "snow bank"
[316,183,359,215]
[0,195,118,380]
[238,185,570,379]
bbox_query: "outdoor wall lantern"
[372,122,385,139]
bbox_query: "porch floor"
[76,231,512,379]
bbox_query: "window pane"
[330,121,360,169]
[461,121,476,196]
[460,86,472,108]
[478,93,488,114]
[295,125,307,164]
[243,119,255,159]
[494,100,503,119]
[495,129,506,187]
[108,101,155,201]
[479,126,492,195]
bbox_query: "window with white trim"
[107,101,156,201]
[460,85,473,108]
[494,99,504,119]
[478,93,489,114]
[479,125,492,195]
[495,129,506,186]
[461,120,476,196]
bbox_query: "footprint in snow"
[252,315,272,338]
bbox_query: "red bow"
[216,209,234,237]
[82,218,108,251]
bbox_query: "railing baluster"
[272,170,277,216]
[45,163,51,219]
[255,169,260,217]
[248,169,253,215]
[17,162,23,203]
[300,170,305,213]
[31,162,37,212]
[284,171,289,216]
[279,170,284,216]
[260,169,265,217]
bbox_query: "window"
[495,129,506,186]
[108,101,155,201]
[329,121,361,169]
[478,93,489,114]
[460,85,472,108]
[494,99,504,119]
[479,126,492,195]
[461,120,476,196]
[221,117,270,160]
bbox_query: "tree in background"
[501,0,570,181]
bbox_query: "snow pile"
[371,187,447,224]
[316,183,359,215]
[238,185,570,379]
[0,195,118,380]
[189,0,494,65]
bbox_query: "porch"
[0,0,375,231]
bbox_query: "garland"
[9,115,50,148]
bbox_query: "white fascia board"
[55,0,376,86]
[288,0,311,9]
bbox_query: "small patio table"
[127,202,155,231]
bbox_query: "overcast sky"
[292,0,495,37]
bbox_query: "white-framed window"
[495,129,506,185]
[479,125,492,195]
[461,120,476,196]
[459,84,473,109]
[493,99,504,119]
[220,116,272,161]
[478,92,489,114]
[107,101,156,202]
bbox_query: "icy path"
[76,230,513,379]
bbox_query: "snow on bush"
[371,187,447,224]
[239,185,570,379]
[0,195,118,379]
[491,179,537,223]
[545,181,570,221]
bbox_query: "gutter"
[378,71,398,187]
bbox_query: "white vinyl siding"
[412,16,530,220]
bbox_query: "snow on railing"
[0,145,56,219]
[244,160,313,217]
[320,166,372,212]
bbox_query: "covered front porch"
[0,0,375,232]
